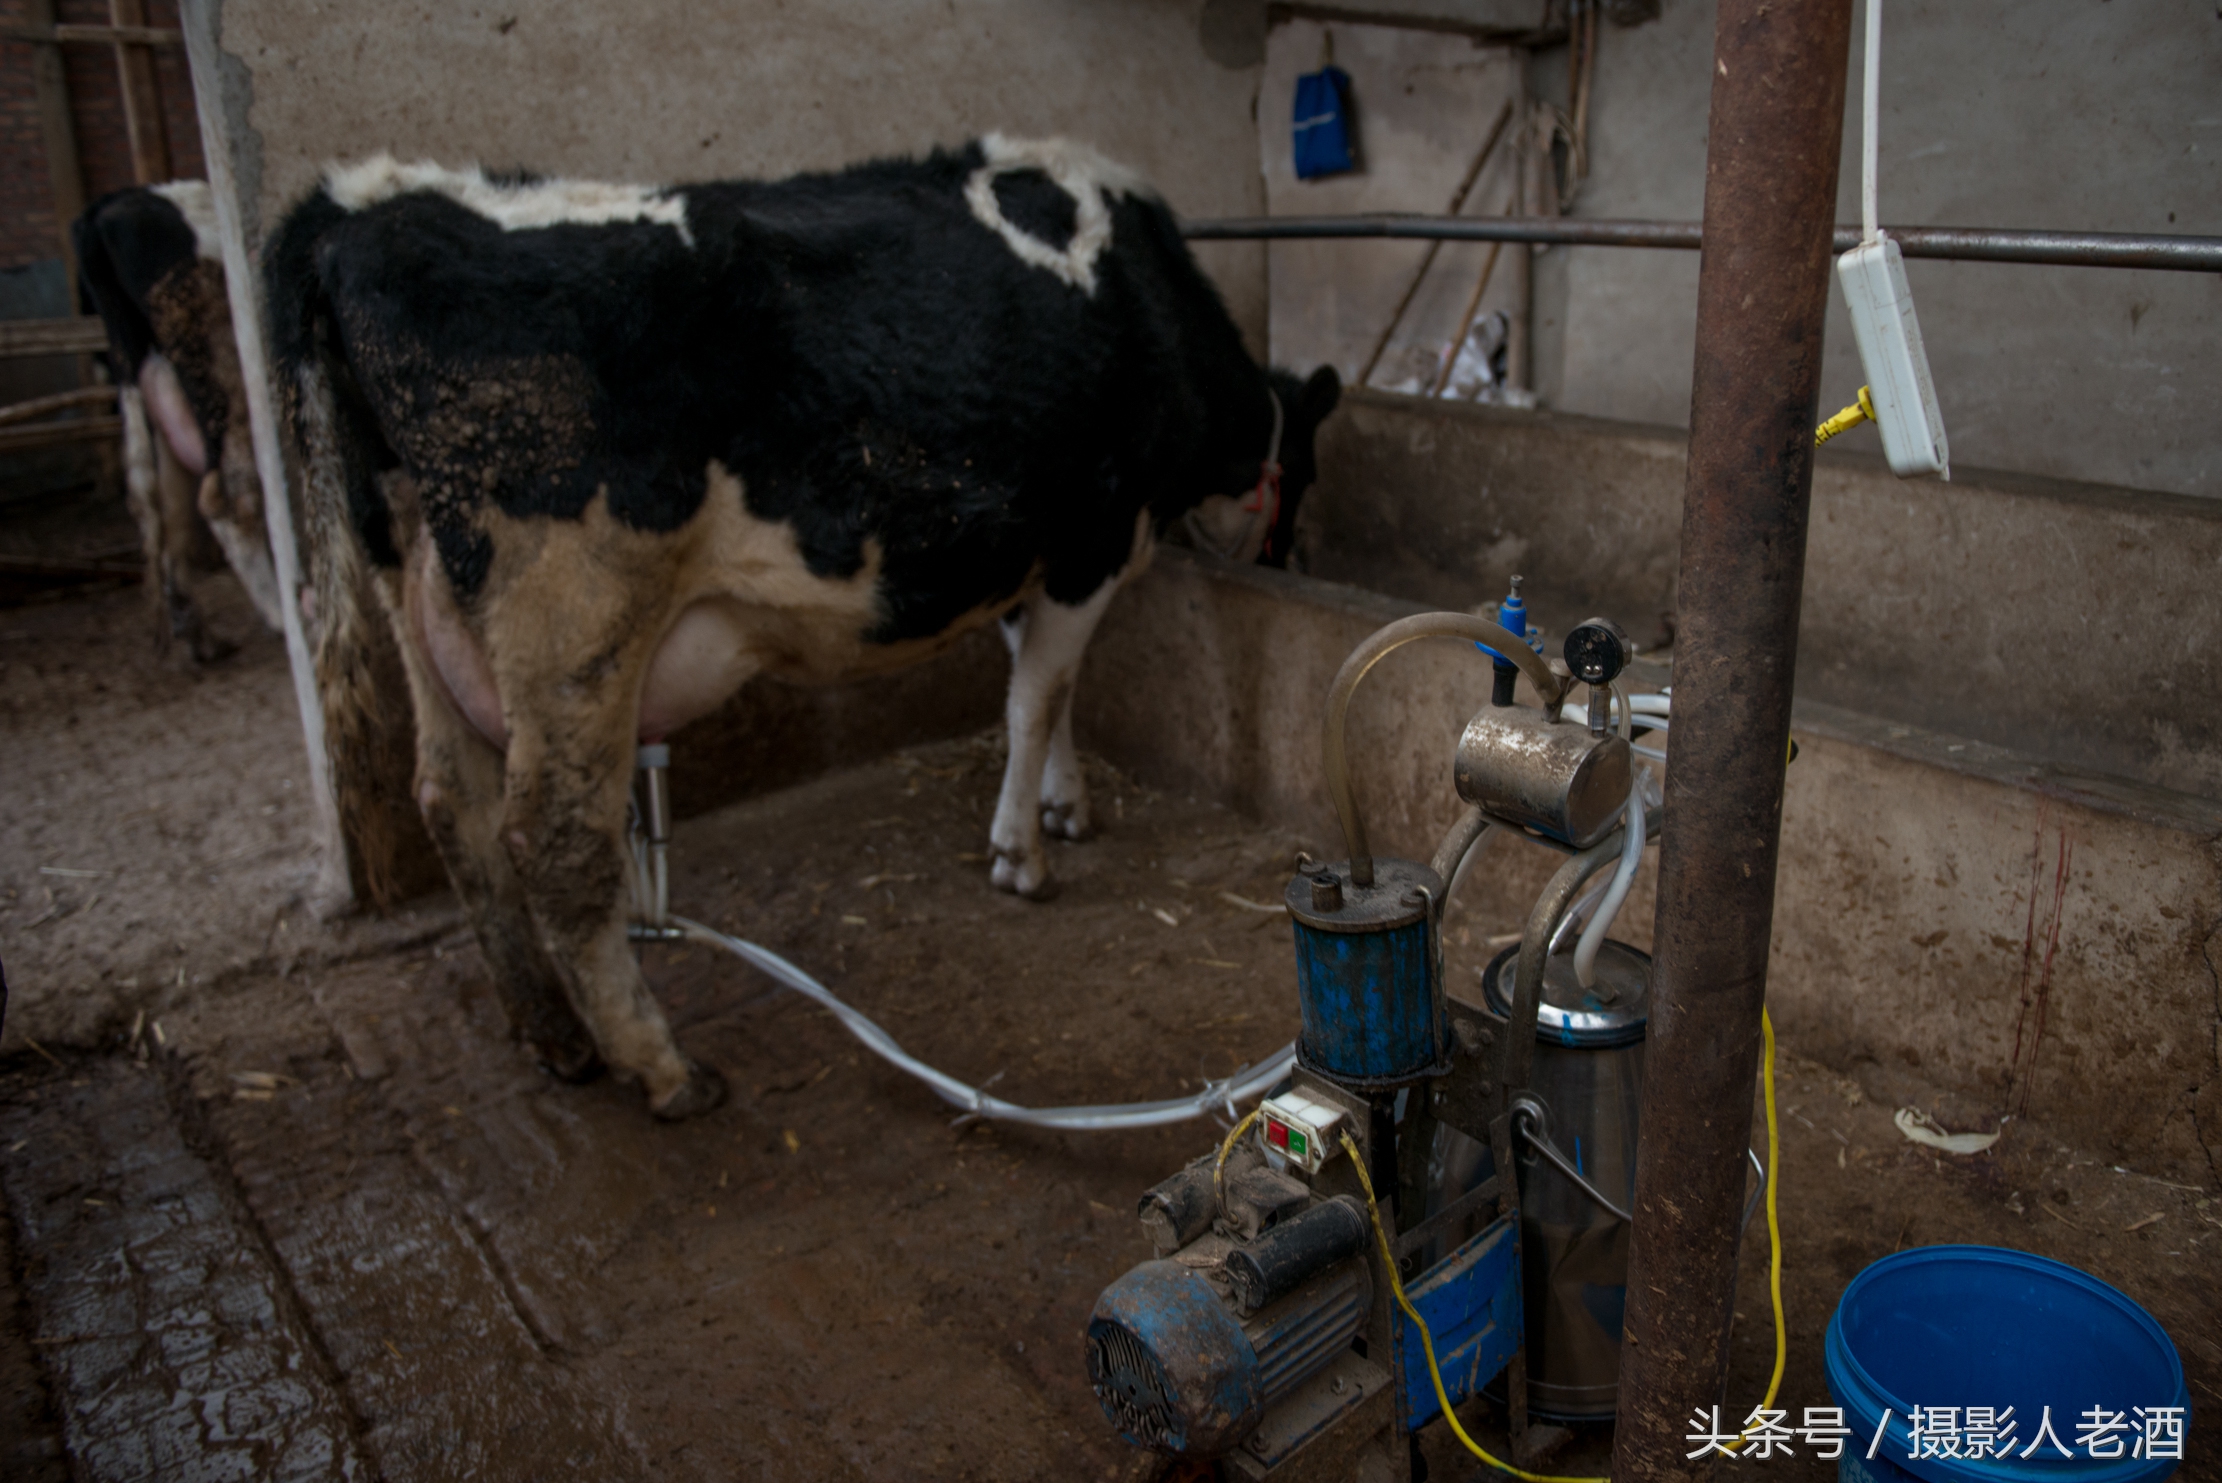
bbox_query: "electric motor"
[1085,1236,1371,1457]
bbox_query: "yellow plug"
[1815,385,1876,447]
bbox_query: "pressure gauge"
[1563,618,1631,687]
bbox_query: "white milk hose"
[673,916,1296,1130]
[1549,686,1669,988]
[642,685,1677,1126]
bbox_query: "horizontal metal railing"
[1181,214,2222,272]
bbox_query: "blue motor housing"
[1087,1253,1372,1457]
[1087,1260,1261,1454]
[1285,858,1449,1087]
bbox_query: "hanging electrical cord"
[1719,1007,1787,1456]
[1860,0,1882,249]
[1815,0,1894,453]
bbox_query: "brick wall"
[0,0,204,277]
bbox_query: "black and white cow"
[266,136,1340,1118]
[74,183,284,660]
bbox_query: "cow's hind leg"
[153,431,231,663]
[395,627,601,1080]
[487,599,724,1119]
[120,387,169,654]
[1039,681,1092,841]
[990,578,1120,898]
[502,719,726,1119]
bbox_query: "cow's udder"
[138,354,208,475]
[637,600,756,741]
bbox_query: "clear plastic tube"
[1323,612,1562,887]
[1445,820,1496,915]
[1565,688,1669,731]
[1549,877,1612,955]
[1430,804,1494,886]
[674,917,1296,1130]
[1573,773,1645,989]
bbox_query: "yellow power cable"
[1815,385,1876,446]
[1331,1005,1784,1480]
[1338,1127,1609,1483]
[1214,1107,1261,1220]
[1719,1007,1786,1453]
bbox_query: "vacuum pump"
[1086,594,1671,1479]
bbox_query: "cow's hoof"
[650,1062,728,1121]
[990,849,1059,901]
[1040,802,1095,841]
[536,1043,605,1084]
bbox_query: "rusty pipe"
[1610,2,1854,1480]
[1180,214,2222,272]
[1428,803,1493,887]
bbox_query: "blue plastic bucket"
[1825,1246,2188,1483]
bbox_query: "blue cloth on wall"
[1292,66,1357,180]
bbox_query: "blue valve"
[1479,576,1542,705]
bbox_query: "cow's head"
[1183,365,1342,569]
[1259,365,1341,567]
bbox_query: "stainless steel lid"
[1480,940,1651,1048]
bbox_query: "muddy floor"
[1,583,2216,1481]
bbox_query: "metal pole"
[1611,1,1852,1479]
[1180,214,2222,273]
[180,0,355,910]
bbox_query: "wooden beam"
[0,414,123,455]
[108,0,172,183]
[0,318,110,358]
[0,22,185,46]
[0,386,117,426]
[0,318,110,357]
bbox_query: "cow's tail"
[264,190,431,909]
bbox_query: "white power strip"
[1838,236,1950,479]
[1830,0,1949,480]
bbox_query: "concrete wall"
[1529,0,2221,499]
[1299,390,2222,801]
[201,0,1272,350]
[1077,548,2222,1186]
[1260,18,1527,388]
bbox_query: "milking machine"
[1083,589,1702,1481]
[614,574,1763,1477]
